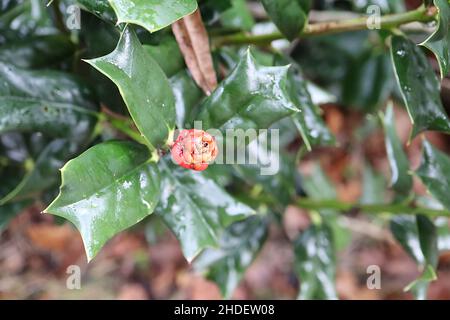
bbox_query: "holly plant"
[2,0,450,300]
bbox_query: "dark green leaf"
[390,35,450,137]
[416,140,450,210]
[77,0,117,24]
[156,159,255,261]
[144,36,185,77]
[420,0,450,78]
[109,0,197,33]
[262,0,311,40]
[220,0,254,31]
[197,50,298,144]
[342,51,394,112]
[294,223,337,299]
[44,141,161,261]
[170,70,203,129]
[194,216,268,298]
[0,35,75,68]
[85,27,175,150]
[287,69,335,149]
[0,139,74,205]
[0,62,97,141]
[390,214,438,299]
[381,103,412,196]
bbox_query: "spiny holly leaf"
[0,139,74,205]
[294,223,337,300]
[156,159,255,262]
[85,27,175,150]
[390,215,438,299]
[416,139,450,210]
[194,216,268,298]
[420,0,450,79]
[197,50,299,142]
[108,0,198,33]
[45,141,161,261]
[390,35,450,138]
[262,0,311,40]
[381,103,413,197]
[0,62,97,142]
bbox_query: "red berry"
[171,129,218,171]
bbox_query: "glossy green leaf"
[194,216,268,298]
[80,13,127,114]
[156,159,255,261]
[287,71,335,150]
[170,70,203,129]
[416,140,450,210]
[77,0,117,24]
[390,35,450,138]
[0,139,74,205]
[0,35,75,68]
[293,31,394,112]
[294,223,337,300]
[342,51,394,112]
[262,0,311,40]
[85,27,175,149]
[220,0,254,31]
[0,0,53,40]
[108,0,197,33]
[197,50,298,142]
[390,214,438,299]
[144,36,184,78]
[44,141,161,261]
[381,103,413,196]
[0,62,97,141]
[420,0,450,78]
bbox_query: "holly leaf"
[294,223,337,299]
[108,0,197,33]
[390,214,438,299]
[381,103,413,197]
[44,141,161,261]
[390,35,450,138]
[416,139,450,210]
[194,216,268,298]
[0,62,97,142]
[196,50,298,143]
[156,159,255,261]
[85,27,175,150]
[0,35,75,69]
[0,139,75,205]
[262,0,311,40]
[420,0,450,79]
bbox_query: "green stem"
[297,198,450,218]
[213,5,436,46]
[97,113,146,145]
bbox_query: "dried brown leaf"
[172,9,217,95]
